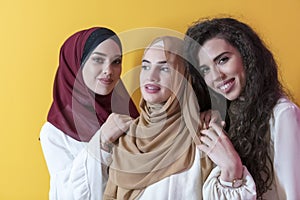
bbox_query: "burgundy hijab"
[47,27,139,142]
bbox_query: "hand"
[100,113,133,144]
[200,110,225,130]
[197,122,243,181]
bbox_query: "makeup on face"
[197,38,246,100]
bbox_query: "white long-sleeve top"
[40,122,112,200]
[40,97,299,200]
[137,149,256,200]
[266,97,300,199]
[40,122,256,200]
[204,97,300,200]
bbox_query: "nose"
[103,62,113,76]
[148,67,159,82]
[210,66,225,82]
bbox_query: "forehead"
[198,38,235,59]
[93,39,121,55]
[143,47,166,62]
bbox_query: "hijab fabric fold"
[104,36,213,199]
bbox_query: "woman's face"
[82,38,122,95]
[197,38,246,101]
[140,47,173,104]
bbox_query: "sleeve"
[273,104,300,199]
[40,122,112,200]
[202,166,257,200]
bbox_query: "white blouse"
[40,97,300,200]
[40,122,256,200]
[40,122,111,200]
[266,97,300,199]
[204,97,300,200]
[138,150,256,200]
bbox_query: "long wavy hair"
[184,17,286,199]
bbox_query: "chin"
[96,89,112,95]
[225,92,240,101]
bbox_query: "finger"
[197,144,210,153]
[200,112,208,129]
[199,135,213,146]
[200,129,219,141]
[205,116,211,129]
[221,121,226,128]
[113,115,128,132]
[209,122,225,136]
[201,111,212,128]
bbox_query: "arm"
[40,113,133,200]
[203,165,256,200]
[40,122,108,200]
[272,103,300,199]
[198,122,256,199]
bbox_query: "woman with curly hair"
[185,17,300,199]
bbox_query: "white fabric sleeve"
[40,122,112,200]
[202,166,257,200]
[272,103,300,199]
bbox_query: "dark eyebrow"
[92,52,107,56]
[213,52,229,62]
[142,59,150,63]
[92,52,122,59]
[142,59,167,64]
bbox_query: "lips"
[144,84,161,93]
[99,77,113,85]
[216,78,235,93]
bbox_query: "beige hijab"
[103,36,213,200]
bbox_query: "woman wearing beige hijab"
[103,36,256,200]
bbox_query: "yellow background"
[0,0,299,199]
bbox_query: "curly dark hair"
[184,17,286,199]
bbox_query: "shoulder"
[273,97,300,118]
[40,122,81,145]
[40,122,65,140]
[270,97,300,131]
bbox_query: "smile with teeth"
[217,79,234,92]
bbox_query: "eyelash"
[92,57,122,65]
[141,65,170,72]
[160,66,170,72]
[92,57,105,64]
[199,66,210,76]
[198,56,229,76]
[217,56,229,65]
[112,58,122,65]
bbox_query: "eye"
[142,65,150,70]
[92,56,105,64]
[198,66,210,76]
[217,56,229,65]
[112,58,122,65]
[160,66,170,72]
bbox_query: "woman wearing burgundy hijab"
[40,27,139,200]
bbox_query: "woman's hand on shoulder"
[200,109,225,129]
[197,122,243,181]
[100,113,133,144]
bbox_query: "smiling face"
[140,47,173,104]
[197,38,246,101]
[82,38,122,95]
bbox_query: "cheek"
[139,71,146,84]
[113,67,122,77]
[204,75,213,88]
[163,78,172,90]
